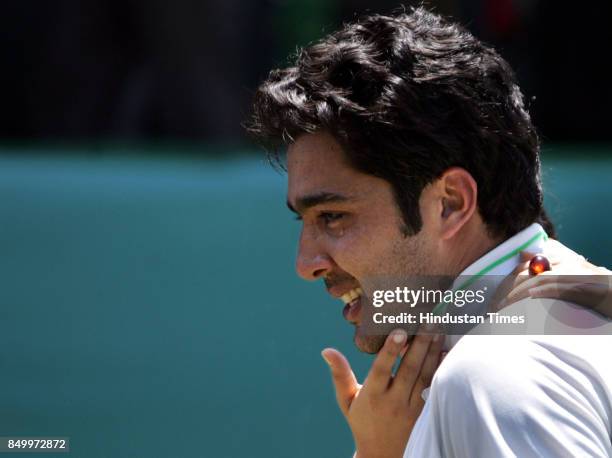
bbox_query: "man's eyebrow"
[287,192,353,214]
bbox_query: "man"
[246,7,612,457]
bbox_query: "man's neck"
[442,222,548,351]
[446,222,504,279]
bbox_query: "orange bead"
[528,255,551,276]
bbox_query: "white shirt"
[404,223,612,457]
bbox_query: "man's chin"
[354,328,386,354]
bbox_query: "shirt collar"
[453,222,548,283]
[444,222,548,350]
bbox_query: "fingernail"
[321,350,331,366]
[433,333,440,342]
[392,329,407,344]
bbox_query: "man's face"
[287,131,439,353]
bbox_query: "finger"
[392,328,435,396]
[412,336,444,407]
[502,251,558,311]
[511,259,530,280]
[506,271,556,304]
[492,269,528,311]
[529,282,610,313]
[517,251,562,274]
[513,257,561,280]
[363,329,408,395]
[509,273,608,305]
[528,283,584,307]
[412,333,444,393]
[501,270,532,308]
[321,348,360,416]
[505,280,533,305]
[508,252,546,297]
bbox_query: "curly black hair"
[246,6,555,239]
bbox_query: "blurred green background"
[2,1,612,455]
[1,145,610,458]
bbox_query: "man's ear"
[437,167,477,240]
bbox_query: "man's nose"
[296,233,333,281]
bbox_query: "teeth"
[340,287,363,304]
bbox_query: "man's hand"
[321,328,444,458]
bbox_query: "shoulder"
[436,332,612,395]
[424,334,612,456]
[431,333,612,437]
[433,335,546,406]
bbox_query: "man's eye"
[320,212,344,224]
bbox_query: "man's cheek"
[328,234,372,273]
[333,230,380,266]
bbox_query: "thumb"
[321,348,360,416]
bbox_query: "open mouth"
[340,287,363,323]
